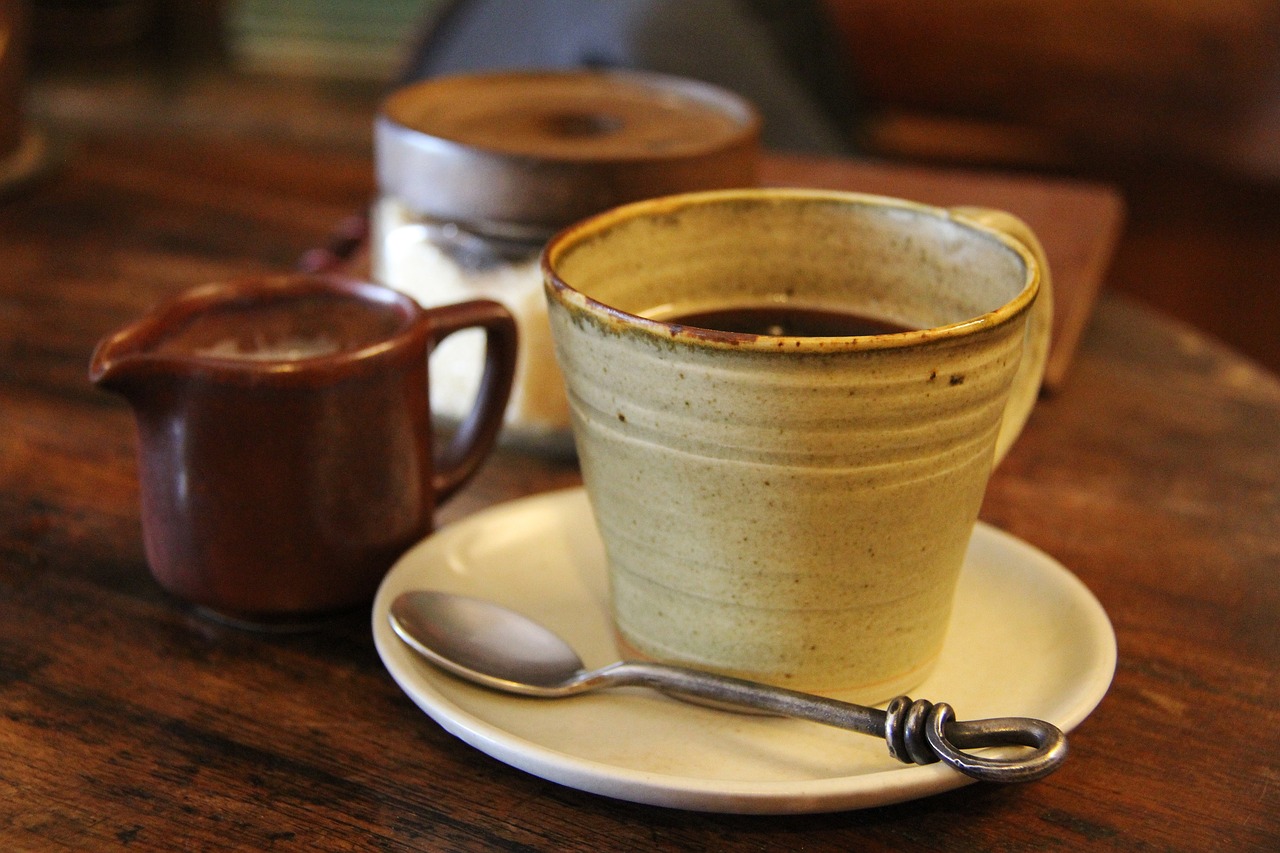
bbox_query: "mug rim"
[541,187,1041,352]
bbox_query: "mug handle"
[424,300,518,503]
[950,207,1054,465]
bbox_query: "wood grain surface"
[1,81,1277,851]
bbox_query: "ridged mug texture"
[544,190,1043,704]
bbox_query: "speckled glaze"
[543,189,1051,703]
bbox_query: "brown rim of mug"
[541,187,1041,353]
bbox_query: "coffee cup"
[90,274,517,627]
[542,188,1051,703]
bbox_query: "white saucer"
[373,488,1115,814]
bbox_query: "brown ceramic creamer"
[90,274,516,626]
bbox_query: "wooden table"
[2,76,1277,851]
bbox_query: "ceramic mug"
[90,274,517,626]
[543,188,1051,703]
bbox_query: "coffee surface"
[666,304,911,337]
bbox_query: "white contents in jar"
[373,198,570,436]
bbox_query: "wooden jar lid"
[375,70,760,239]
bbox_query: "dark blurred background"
[10,0,1280,373]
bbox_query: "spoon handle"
[591,661,1067,783]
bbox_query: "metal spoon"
[389,590,1068,783]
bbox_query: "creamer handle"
[424,300,518,503]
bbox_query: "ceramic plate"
[373,488,1115,814]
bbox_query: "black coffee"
[667,304,911,337]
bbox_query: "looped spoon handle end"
[884,695,1068,783]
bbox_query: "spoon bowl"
[390,590,586,692]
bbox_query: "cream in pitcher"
[543,188,1052,704]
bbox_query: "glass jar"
[373,69,759,454]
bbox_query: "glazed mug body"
[543,189,1050,702]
